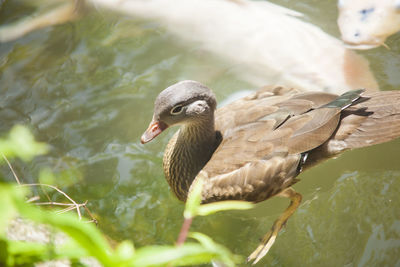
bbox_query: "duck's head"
[141,80,217,144]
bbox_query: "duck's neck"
[163,115,220,201]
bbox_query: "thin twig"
[26,196,40,203]
[40,184,52,203]
[35,202,76,206]
[2,153,21,185]
[82,201,98,225]
[55,205,80,214]
[3,156,97,223]
[21,183,82,220]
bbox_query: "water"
[1,0,400,266]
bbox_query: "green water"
[1,0,400,266]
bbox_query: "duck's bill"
[141,120,168,144]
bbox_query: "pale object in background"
[90,0,379,94]
[0,0,379,93]
[0,0,81,43]
[338,0,400,50]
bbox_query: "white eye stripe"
[170,105,184,115]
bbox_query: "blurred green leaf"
[0,189,16,236]
[113,240,135,264]
[6,240,50,266]
[0,239,7,265]
[197,201,254,217]
[6,238,96,266]
[0,125,48,161]
[9,187,114,266]
[189,232,242,267]
[133,243,217,266]
[0,185,26,236]
[188,232,216,250]
[54,239,91,259]
[184,178,204,219]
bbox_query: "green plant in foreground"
[0,125,254,266]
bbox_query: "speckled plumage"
[142,81,400,203]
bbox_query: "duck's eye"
[170,105,183,115]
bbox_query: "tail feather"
[329,90,400,151]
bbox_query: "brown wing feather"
[215,86,300,132]
[198,87,344,202]
[285,108,341,154]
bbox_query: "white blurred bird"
[338,0,400,49]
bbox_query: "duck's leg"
[248,187,302,264]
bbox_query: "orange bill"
[141,120,168,144]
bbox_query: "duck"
[93,0,378,93]
[141,80,400,264]
[338,0,400,50]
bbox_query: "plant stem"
[176,217,193,246]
